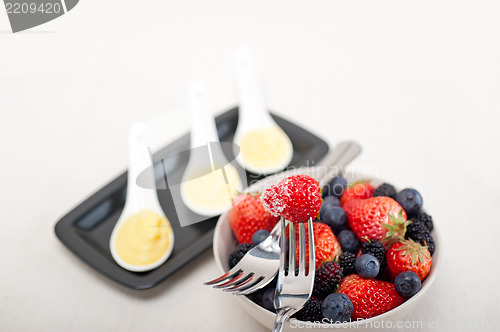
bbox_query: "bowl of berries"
[212,172,440,331]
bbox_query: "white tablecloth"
[1,1,499,331]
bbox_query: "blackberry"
[373,183,397,198]
[406,220,428,237]
[424,234,435,256]
[405,221,435,255]
[313,262,343,299]
[228,243,254,269]
[361,240,386,265]
[410,232,435,256]
[414,212,433,232]
[339,252,356,276]
[361,240,386,278]
[293,298,323,322]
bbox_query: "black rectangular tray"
[54,108,329,290]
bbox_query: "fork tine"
[299,221,306,274]
[233,276,272,295]
[212,271,245,288]
[204,268,242,286]
[222,273,255,292]
[279,217,286,275]
[204,272,231,285]
[307,217,315,275]
[288,221,296,275]
[228,275,265,294]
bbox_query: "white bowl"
[212,172,441,331]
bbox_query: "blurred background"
[1,1,499,331]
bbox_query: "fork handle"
[272,307,294,332]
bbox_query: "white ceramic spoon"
[180,80,243,216]
[109,123,174,272]
[233,48,293,175]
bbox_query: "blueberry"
[373,183,397,198]
[325,176,348,197]
[319,196,341,219]
[394,271,421,297]
[395,188,423,218]
[337,230,360,253]
[355,254,380,278]
[322,207,347,234]
[321,293,353,323]
[252,229,271,245]
[261,288,275,312]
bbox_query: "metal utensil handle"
[272,307,294,332]
[315,140,362,186]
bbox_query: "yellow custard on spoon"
[239,126,291,169]
[182,165,242,212]
[233,49,293,174]
[114,210,173,266]
[180,80,244,217]
[109,122,174,272]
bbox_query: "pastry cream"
[239,126,290,168]
[182,165,242,211]
[114,210,172,266]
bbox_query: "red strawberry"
[382,210,412,247]
[386,239,432,281]
[261,175,322,223]
[338,274,405,319]
[343,197,406,242]
[294,222,341,270]
[340,181,374,206]
[229,193,279,244]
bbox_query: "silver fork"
[204,140,361,295]
[273,217,315,332]
[204,220,281,295]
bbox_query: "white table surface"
[1,1,500,331]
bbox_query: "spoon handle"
[125,123,162,213]
[235,48,274,129]
[189,80,220,148]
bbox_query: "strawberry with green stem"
[382,210,412,247]
[343,196,407,242]
[386,239,432,281]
